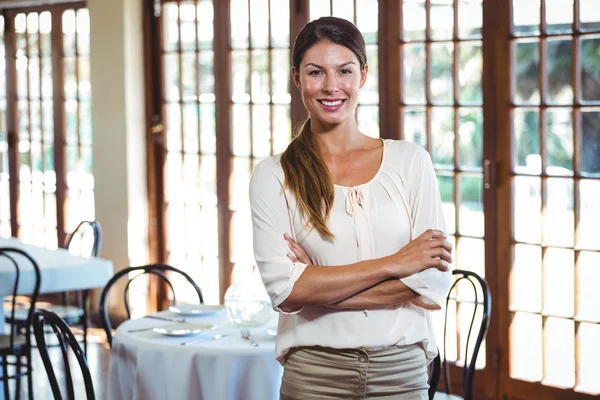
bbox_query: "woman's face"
[293,40,367,128]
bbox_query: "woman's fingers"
[411,297,442,311]
[428,248,453,263]
[284,233,311,264]
[418,229,446,241]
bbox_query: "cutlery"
[241,329,259,347]
[127,326,161,333]
[144,314,186,323]
[180,334,229,346]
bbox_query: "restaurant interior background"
[0,0,598,399]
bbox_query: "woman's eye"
[340,69,352,74]
[308,70,322,75]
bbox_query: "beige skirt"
[280,344,429,400]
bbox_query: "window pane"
[543,317,575,388]
[459,108,483,169]
[458,42,483,105]
[403,107,426,147]
[356,0,378,44]
[458,0,482,39]
[513,108,541,174]
[459,175,484,238]
[543,178,574,247]
[430,42,453,105]
[513,40,540,104]
[230,0,249,49]
[576,251,600,322]
[510,312,543,382]
[578,179,600,250]
[513,0,541,36]
[580,110,600,176]
[543,248,574,318]
[580,37,600,102]
[431,107,454,168]
[514,176,542,243]
[580,0,600,31]
[437,174,455,234]
[250,0,269,49]
[546,39,572,104]
[545,108,573,175]
[403,0,426,41]
[309,0,331,20]
[545,0,573,34]
[577,323,600,394]
[430,0,453,40]
[511,244,542,313]
[403,44,426,104]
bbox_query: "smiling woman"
[250,16,453,399]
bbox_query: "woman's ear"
[292,67,302,90]
[359,64,368,88]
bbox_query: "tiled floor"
[4,328,110,400]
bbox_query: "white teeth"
[320,100,343,106]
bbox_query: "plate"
[152,323,215,337]
[168,304,225,316]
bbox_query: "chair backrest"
[1,247,41,349]
[66,220,102,259]
[435,269,492,400]
[99,263,203,346]
[32,309,95,400]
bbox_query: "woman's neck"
[309,117,366,157]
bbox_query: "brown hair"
[281,17,367,238]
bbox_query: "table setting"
[107,278,284,400]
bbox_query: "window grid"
[400,0,486,370]
[159,0,219,304]
[14,11,57,248]
[0,16,9,237]
[63,8,95,240]
[510,0,600,394]
[229,0,291,284]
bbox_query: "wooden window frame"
[2,1,86,248]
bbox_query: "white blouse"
[249,139,453,364]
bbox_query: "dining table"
[107,308,284,400]
[0,236,114,399]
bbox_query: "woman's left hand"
[283,233,312,264]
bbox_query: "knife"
[143,314,186,323]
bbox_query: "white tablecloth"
[0,237,114,298]
[107,311,283,400]
[0,237,114,400]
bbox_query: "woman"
[249,16,452,399]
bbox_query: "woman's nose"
[322,76,340,94]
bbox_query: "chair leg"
[83,290,89,355]
[15,355,22,400]
[27,352,33,400]
[2,355,10,400]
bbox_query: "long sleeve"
[399,146,453,306]
[249,157,308,312]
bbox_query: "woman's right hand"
[387,229,452,278]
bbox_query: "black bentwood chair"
[0,247,41,400]
[429,270,491,400]
[8,221,102,354]
[31,309,95,400]
[99,263,203,346]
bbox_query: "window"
[0,2,93,249]
[504,0,600,396]
[397,0,489,380]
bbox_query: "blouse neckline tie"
[345,186,364,216]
